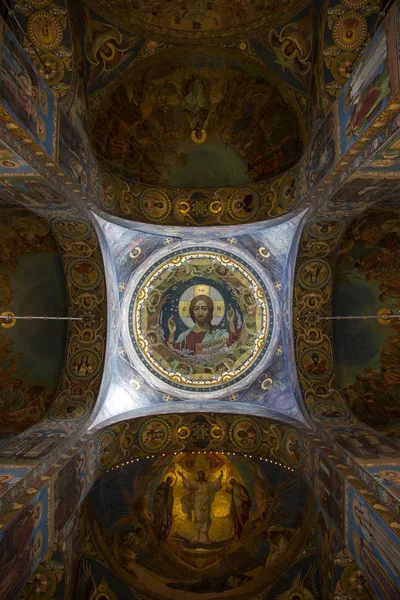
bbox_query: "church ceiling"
[91,213,303,428]
[90,47,306,187]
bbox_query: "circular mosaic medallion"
[67,258,101,290]
[99,172,119,211]
[227,189,260,222]
[68,349,101,381]
[331,51,356,84]
[139,189,171,222]
[279,172,297,210]
[297,258,332,289]
[138,418,171,453]
[125,247,275,396]
[53,218,91,239]
[28,11,63,51]
[283,429,303,469]
[34,53,65,86]
[299,349,333,380]
[311,399,350,421]
[97,429,118,470]
[305,218,345,240]
[229,417,262,452]
[333,11,367,51]
[49,400,89,421]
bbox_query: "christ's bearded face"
[193,300,210,326]
[189,295,213,329]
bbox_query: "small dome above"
[91,48,305,188]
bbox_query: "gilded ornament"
[28,11,63,51]
[227,189,260,222]
[34,53,65,87]
[138,418,171,453]
[332,11,367,51]
[139,189,171,222]
[127,249,273,393]
[229,417,262,452]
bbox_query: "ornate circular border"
[96,429,118,471]
[52,218,91,239]
[283,429,303,469]
[127,247,275,394]
[332,11,367,52]
[298,348,334,381]
[99,172,120,211]
[67,349,102,381]
[138,417,172,453]
[311,399,351,421]
[227,188,260,222]
[138,188,172,223]
[297,258,332,289]
[28,10,63,51]
[304,218,345,240]
[121,241,279,400]
[67,257,101,290]
[48,400,90,422]
[229,417,262,453]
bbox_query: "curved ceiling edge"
[89,403,305,432]
[95,167,303,228]
[91,206,307,238]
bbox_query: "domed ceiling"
[91,48,305,187]
[121,244,277,400]
[83,0,312,42]
[332,203,400,438]
[90,212,303,428]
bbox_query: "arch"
[332,203,400,439]
[293,189,400,516]
[0,200,68,440]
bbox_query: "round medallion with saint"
[127,248,275,394]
